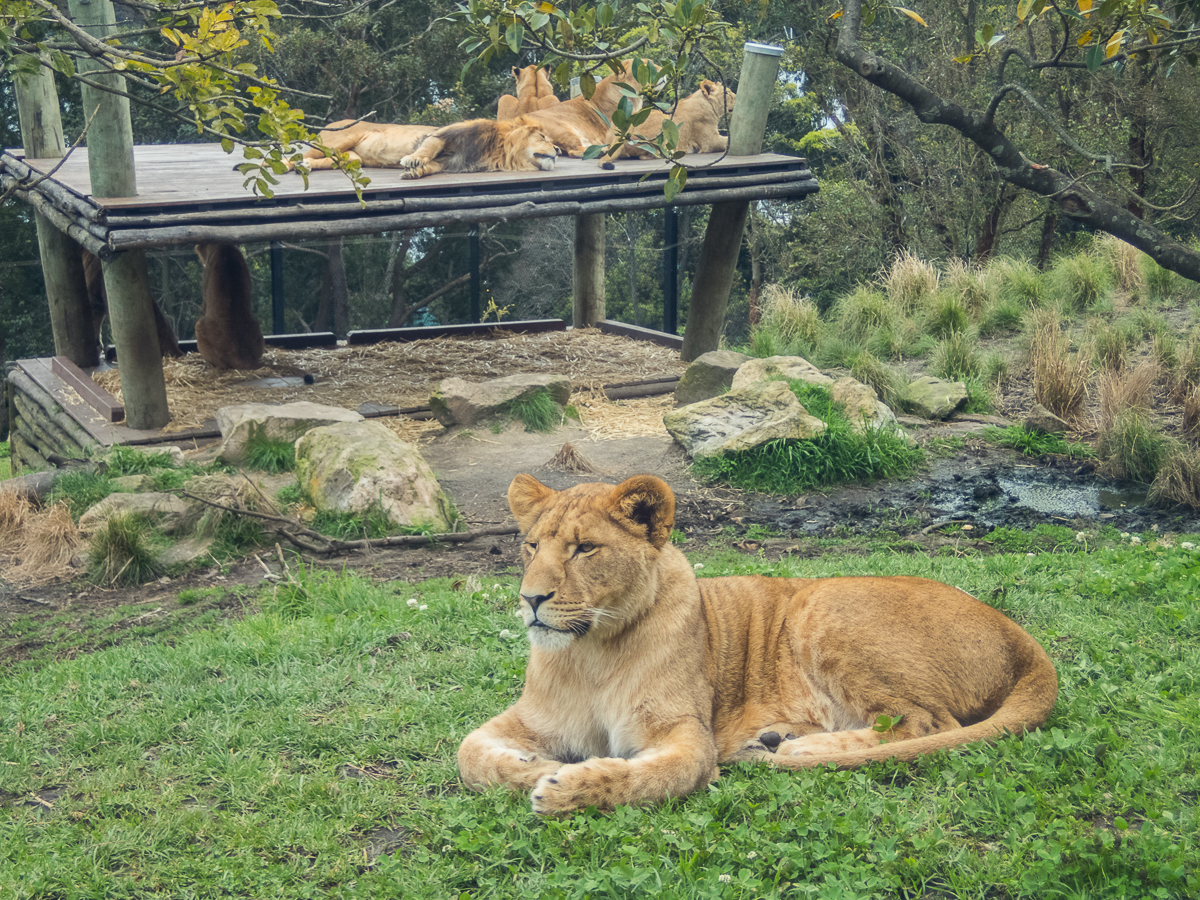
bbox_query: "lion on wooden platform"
[497,65,561,120]
[397,117,558,179]
[293,121,437,170]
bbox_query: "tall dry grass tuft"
[10,502,82,583]
[832,285,901,340]
[1174,331,1200,401]
[1148,449,1200,509]
[759,283,822,350]
[1095,234,1147,300]
[0,491,34,553]
[1029,312,1091,421]
[880,250,939,312]
[1183,385,1200,444]
[1097,361,1158,433]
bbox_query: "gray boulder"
[430,374,571,428]
[1024,402,1070,436]
[903,376,968,420]
[675,350,751,406]
[829,377,902,436]
[664,380,826,459]
[216,401,363,464]
[295,420,456,532]
[77,492,194,535]
[731,355,833,391]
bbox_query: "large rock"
[1024,402,1069,436]
[295,420,456,532]
[675,350,751,406]
[216,402,363,464]
[664,380,826,459]
[904,376,968,420]
[430,374,571,428]
[730,355,833,391]
[829,377,900,435]
[77,492,194,535]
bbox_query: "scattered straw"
[546,442,602,474]
[6,501,82,584]
[92,329,688,434]
[574,393,673,440]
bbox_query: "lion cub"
[458,475,1059,814]
[193,243,265,370]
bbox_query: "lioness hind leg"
[726,722,824,762]
[776,704,957,760]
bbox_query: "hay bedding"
[92,328,685,439]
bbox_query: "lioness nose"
[522,591,555,612]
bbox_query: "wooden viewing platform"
[1,144,817,259]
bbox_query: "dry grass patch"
[880,250,939,312]
[1183,385,1200,444]
[1029,311,1091,422]
[1148,449,1200,509]
[759,284,822,349]
[0,496,83,585]
[1095,234,1147,299]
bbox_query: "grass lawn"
[2,537,1198,899]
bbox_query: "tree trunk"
[974,183,1017,263]
[1036,211,1058,270]
[747,207,763,327]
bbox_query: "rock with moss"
[903,376,968,420]
[295,420,456,532]
[216,402,364,465]
[1024,402,1070,436]
[664,380,827,459]
[830,377,902,436]
[730,355,833,391]
[430,374,571,428]
[77,492,195,535]
[675,350,751,406]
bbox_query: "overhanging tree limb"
[833,0,1200,282]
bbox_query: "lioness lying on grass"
[458,475,1059,814]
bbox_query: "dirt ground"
[6,324,1200,668]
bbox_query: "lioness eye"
[526,541,538,552]
[576,542,596,555]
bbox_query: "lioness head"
[697,80,736,118]
[508,474,675,650]
[505,120,559,172]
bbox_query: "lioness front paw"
[398,154,421,169]
[531,770,581,815]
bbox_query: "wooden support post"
[68,0,169,429]
[469,223,481,322]
[573,213,606,327]
[680,42,783,361]
[13,55,98,368]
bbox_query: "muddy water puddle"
[745,451,1200,537]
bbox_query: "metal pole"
[680,42,783,361]
[270,241,285,334]
[469,223,481,321]
[663,206,679,334]
[67,0,168,428]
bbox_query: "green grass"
[984,425,1096,459]
[105,445,179,476]
[0,439,10,481]
[693,382,923,494]
[243,434,297,474]
[502,389,563,433]
[87,512,164,585]
[48,469,115,522]
[1,543,1198,898]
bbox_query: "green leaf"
[664,165,686,202]
[505,23,523,55]
[579,72,596,99]
[1086,42,1105,71]
[661,118,680,148]
[582,144,607,159]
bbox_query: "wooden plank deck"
[1,143,818,254]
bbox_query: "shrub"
[977,297,1026,337]
[930,331,981,380]
[879,250,939,312]
[1097,409,1170,483]
[88,513,163,585]
[941,259,994,315]
[1047,250,1113,312]
[832,285,900,340]
[924,292,969,338]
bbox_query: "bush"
[88,513,163,585]
[924,292,969,339]
[1047,250,1113,312]
[931,331,981,380]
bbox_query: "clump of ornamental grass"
[977,296,1026,337]
[941,259,994,316]
[48,470,114,523]
[1182,385,1200,444]
[0,490,33,553]
[503,389,562,433]
[88,513,163,586]
[1095,234,1147,299]
[987,255,1047,308]
[1095,367,1170,484]
[832,285,901,340]
[815,334,866,369]
[1089,321,1133,373]
[1174,330,1200,401]
[1143,257,1200,305]
[849,351,903,407]
[930,330,982,380]
[1148,449,1200,508]
[865,318,924,361]
[1097,361,1158,435]
[879,250,939,312]
[243,434,296,474]
[923,292,970,339]
[983,351,1011,385]
[1029,311,1091,421]
[1047,249,1113,312]
[758,283,822,350]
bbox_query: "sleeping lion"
[458,475,1059,814]
[397,116,558,179]
[293,120,437,170]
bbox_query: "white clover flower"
[482,593,490,600]
[1075,531,1087,543]
[693,563,705,570]
[406,598,418,608]
[1026,553,1035,558]
[418,604,429,611]
[746,851,758,860]
[1181,542,1195,550]
[1130,536,1142,545]
[718,874,732,884]
[499,630,513,640]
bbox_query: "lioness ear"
[609,475,675,549]
[512,66,520,79]
[701,80,717,95]
[508,474,556,533]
